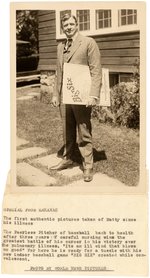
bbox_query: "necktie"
[67,38,72,50]
[64,38,73,53]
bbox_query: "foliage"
[17,55,39,72]
[16,10,38,56]
[92,64,140,129]
[111,82,139,128]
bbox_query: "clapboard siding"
[38,11,140,73]
[39,40,57,47]
[38,11,57,70]
[39,26,56,35]
[39,46,57,53]
[96,40,139,50]
[94,32,139,42]
[38,11,54,16]
[39,20,56,29]
[39,58,56,65]
[103,65,135,73]
[38,13,55,22]
[39,53,57,59]
[39,34,56,41]
[100,48,139,57]
[101,57,138,65]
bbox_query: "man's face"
[62,17,78,38]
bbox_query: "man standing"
[51,14,102,182]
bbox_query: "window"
[96,10,111,29]
[109,73,119,87]
[119,73,133,83]
[119,10,137,26]
[76,10,90,31]
[60,10,71,33]
[56,8,139,39]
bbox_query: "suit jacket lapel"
[59,34,82,67]
[67,33,82,62]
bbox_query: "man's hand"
[86,97,97,107]
[51,96,59,107]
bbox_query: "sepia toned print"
[1,2,148,276]
[12,2,146,194]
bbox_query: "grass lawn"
[17,90,139,186]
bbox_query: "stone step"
[17,137,29,147]
[68,172,125,187]
[17,96,34,100]
[33,153,62,169]
[33,153,82,177]
[60,166,82,177]
[17,162,56,186]
[17,147,47,160]
[28,92,40,97]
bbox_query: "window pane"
[84,22,87,30]
[104,19,108,28]
[128,15,133,24]
[60,10,71,19]
[99,11,103,19]
[134,14,137,24]
[120,9,137,26]
[77,10,90,30]
[98,20,103,29]
[96,9,111,29]
[79,23,83,31]
[121,10,126,15]
[121,17,126,25]
[108,10,111,18]
[79,15,83,22]
[128,9,133,15]
[87,22,90,29]
[108,18,111,27]
[84,15,87,21]
[104,10,108,18]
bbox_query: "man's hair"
[61,13,78,29]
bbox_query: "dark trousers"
[60,103,93,169]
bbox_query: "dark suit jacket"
[54,33,102,100]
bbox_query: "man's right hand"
[51,96,59,107]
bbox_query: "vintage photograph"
[1,2,148,275]
[14,2,144,192]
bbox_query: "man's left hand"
[86,97,97,107]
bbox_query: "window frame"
[56,8,139,40]
[96,9,112,30]
[118,9,137,27]
[76,10,90,31]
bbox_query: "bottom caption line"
[25,266,114,272]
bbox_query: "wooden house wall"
[38,10,57,71]
[38,11,140,73]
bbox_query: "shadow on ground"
[57,144,107,165]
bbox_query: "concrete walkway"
[16,136,126,188]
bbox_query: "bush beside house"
[92,65,140,129]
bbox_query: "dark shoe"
[83,168,93,182]
[50,159,73,171]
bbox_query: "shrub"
[92,80,140,129]
[17,55,39,72]
[110,81,139,128]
